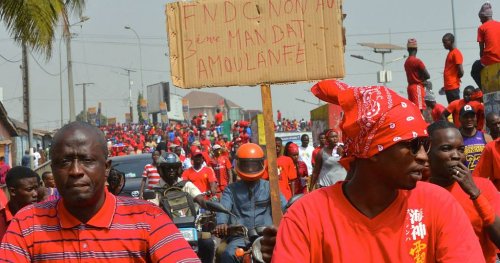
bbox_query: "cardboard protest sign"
[166,0,345,88]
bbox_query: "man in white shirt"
[33,147,41,168]
[298,134,314,175]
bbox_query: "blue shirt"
[217,179,286,229]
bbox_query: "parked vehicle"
[109,154,151,198]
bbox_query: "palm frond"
[0,0,85,59]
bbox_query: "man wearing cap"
[442,33,464,103]
[442,85,485,130]
[209,144,233,193]
[268,80,484,262]
[459,105,492,173]
[404,38,430,112]
[471,2,500,90]
[424,92,446,122]
[182,148,218,197]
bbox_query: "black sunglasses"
[403,137,431,155]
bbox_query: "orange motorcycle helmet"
[235,143,265,181]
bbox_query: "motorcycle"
[144,189,234,253]
[215,194,304,263]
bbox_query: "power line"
[72,61,168,73]
[72,39,165,47]
[29,51,67,76]
[0,53,21,63]
[346,25,477,37]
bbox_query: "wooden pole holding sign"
[165,0,346,225]
[260,84,282,225]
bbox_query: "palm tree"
[1,0,86,167]
[0,0,85,58]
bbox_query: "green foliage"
[0,0,86,58]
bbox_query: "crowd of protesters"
[0,2,498,261]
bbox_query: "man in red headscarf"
[263,80,484,262]
[285,143,308,195]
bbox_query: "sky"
[0,0,493,130]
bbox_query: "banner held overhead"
[166,0,345,88]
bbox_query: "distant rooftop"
[183,90,242,109]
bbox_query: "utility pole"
[123,68,136,123]
[451,0,457,42]
[75,82,94,122]
[21,43,33,169]
[64,25,76,122]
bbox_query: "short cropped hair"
[6,166,39,188]
[41,171,53,180]
[50,122,108,158]
[427,120,458,138]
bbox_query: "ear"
[8,186,16,198]
[105,159,112,179]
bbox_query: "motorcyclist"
[155,152,214,263]
[214,143,286,263]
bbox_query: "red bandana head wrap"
[311,80,428,160]
[287,143,299,155]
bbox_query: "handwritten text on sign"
[166,0,344,88]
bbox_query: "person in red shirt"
[442,33,464,103]
[311,132,326,167]
[182,148,218,197]
[471,2,500,89]
[0,167,39,240]
[0,156,10,185]
[214,109,223,126]
[262,80,484,263]
[214,108,223,135]
[442,85,485,130]
[239,129,251,144]
[0,122,200,262]
[209,144,233,193]
[199,132,212,152]
[285,143,308,195]
[139,150,161,199]
[424,92,446,122]
[262,137,297,200]
[473,139,500,189]
[404,38,430,112]
[427,121,500,263]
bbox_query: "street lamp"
[64,16,90,123]
[124,25,144,96]
[451,0,457,42]
[350,43,406,86]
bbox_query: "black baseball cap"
[459,104,476,117]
